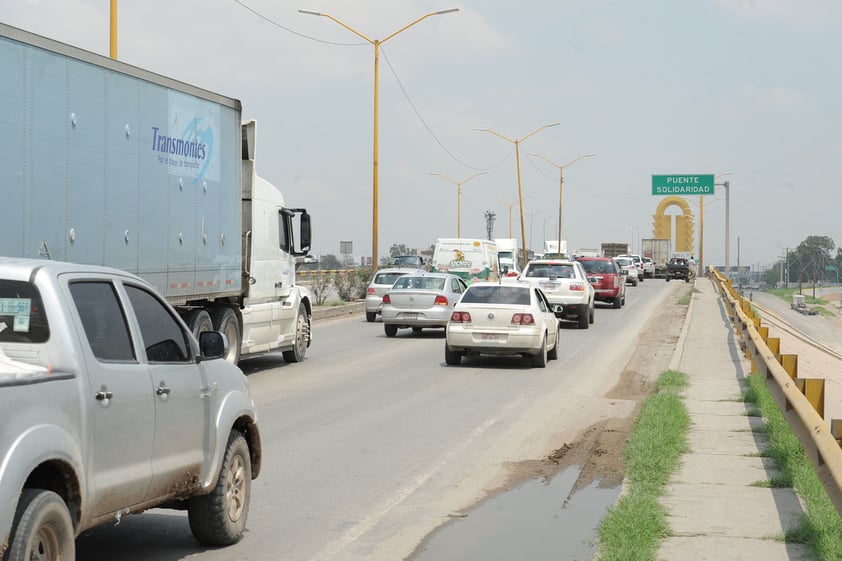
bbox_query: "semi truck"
[0,22,312,365]
[494,238,521,276]
[641,238,671,278]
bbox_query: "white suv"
[615,256,639,286]
[617,254,644,283]
[517,259,595,329]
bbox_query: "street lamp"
[709,172,734,276]
[529,152,595,249]
[430,171,486,237]
[494,196,530,238]
[300,8,459,270]
[475,123,560,269]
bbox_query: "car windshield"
[393,256,420,265]
[374,272,407,285]
[524,264,575,278]
[461,285,531,305]
[616,259,632,267]
[579,260,614,274]
[393,277,446,290]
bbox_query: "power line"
[232,0,367,46]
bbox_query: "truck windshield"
[0,280,49,343]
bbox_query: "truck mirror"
[299,212,311,253]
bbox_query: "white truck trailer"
[0,23,312,364]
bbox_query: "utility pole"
[484,211,496,241]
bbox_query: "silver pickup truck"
[0,258,262,561]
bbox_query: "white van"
[432,238,500,284]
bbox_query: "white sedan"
[444,282,559,368]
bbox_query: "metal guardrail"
[711,268,842,517]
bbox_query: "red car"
[576,257,626,309]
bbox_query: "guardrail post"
[795,378,826,419]
[766,337,780,355]
[776,354,798,380]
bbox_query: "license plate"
[403,312,418,320]
[540,282,558,291]
[481,333,502,342]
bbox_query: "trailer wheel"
[185,309,213,341]
[6,489,75,561]
[282,303,310,363]
[188,430,252,546]
[212,307,241,364]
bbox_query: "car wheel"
[547,326,559,360]
[282,303,310,363]
[530,335,547,368]
[384,324,398,337]
[6,489,75,561]
[589,304,595,324]
[666,275,671,282]
[578,311,589,329]
[366,311,376,323]
[639,276,644,283]
[633,278,639,287]
[189,430,252,546]
[444,345,462,365]
[612,295,622,309]
[211,307,241,364]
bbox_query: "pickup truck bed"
[666,259,691,282]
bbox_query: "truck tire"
[6,489,75,561]
[211,307,241,364]
[185,308,213,341]
[188,430,252,546]
[282,303,310,363]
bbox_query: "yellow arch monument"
[651,196,695,253]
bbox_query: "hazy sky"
[3,0,841,269]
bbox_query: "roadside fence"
[712,267,842,517]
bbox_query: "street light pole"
[110,0,118,59]
[530,152,594,250]
[476,123,560,269]
[430,172,486,237]
[300,8,459,270]
[724,180,731,279]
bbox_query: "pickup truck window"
[0,280,49,343]
[125,285,191,363]
[70,282,135,361]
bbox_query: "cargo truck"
[0,23,312,365]
[641,238,671,278]
[600,242,630,259]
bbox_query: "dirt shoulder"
[500,285,691,495]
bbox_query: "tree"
[319,254,344,271]
[389,244,416,258]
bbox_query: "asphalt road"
[74,278,684,561]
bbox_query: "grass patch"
[323,299,347,307]
[596,370,689,561]
[767,287,829,307]
[745,373,842,559]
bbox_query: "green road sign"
[652,174,714,195]
[825,265,836,272]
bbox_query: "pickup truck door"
[67,280,155,516]
[122,284,210,500]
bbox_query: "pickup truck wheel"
[282,303,310,363]
[185,309,213,340]
[7,489,75,561]
[188,431,252,546]
[211,308,241,364]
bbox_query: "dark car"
[576,256,626,309]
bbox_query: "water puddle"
[411,466,620,561]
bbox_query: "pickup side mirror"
[198,331,228,361]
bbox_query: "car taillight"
[450,311,472,323]
[512,313,535,325]
[382,294,391,304]
[569,283,585,291]
[367,287,376,295]
[506,271,519,277]
[434,295,449,306]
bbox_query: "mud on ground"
[500,285,692,498]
